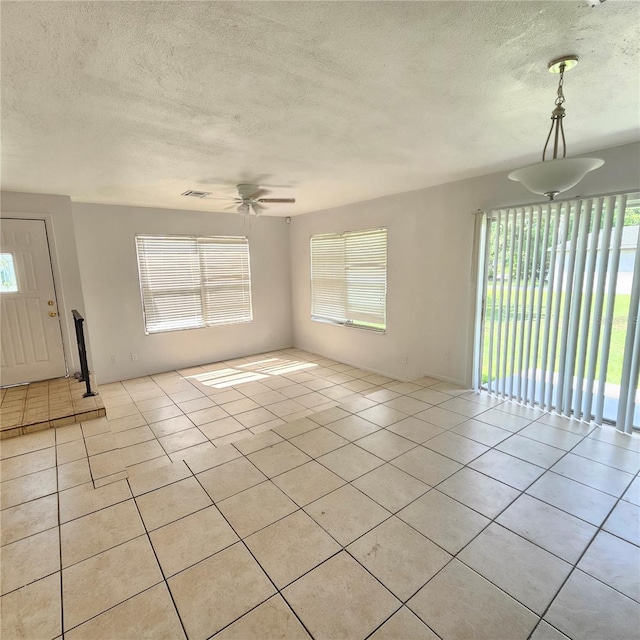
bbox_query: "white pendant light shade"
[509,157,604,198]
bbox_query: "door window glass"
[0,254,18,292]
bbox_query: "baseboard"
[293,344,422,383]
[420,370,468,388]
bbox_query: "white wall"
[0,191,86,374]
[4,142,637,388]
[72,203,292,383]
[290,142,640,386]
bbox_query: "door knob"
[49,311,57,317]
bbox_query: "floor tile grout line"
[188,439,416,617]
[0,568,62,600]
[380,457,534,600]
[0,404,632,544]
[362,605,444,640]
[6,362,430,448]
[479,390,640,453]
[380,467,551,632]
[60,566,166,635]
[204,422,548,626]
[320,420,612,626]
[379,415,635,529]
[425,424,598,546]
[343,539,440,607]
[57,482,132,527]
[3,354,639,637]
[421,433,639,634]
[0,442,56,462]
[1,428,636,515]
[528,465,640,638]
[491,431,640,543]
[404,555,546,638]
[329,383,589,622]
[0,463,58,489]
[521,470,633,530]
[54,428,65,639]
[187,470,319,640]
[523,457,636,500]
[58,529,150,576]
[121,476,191,640]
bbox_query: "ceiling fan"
[182,183,295,216]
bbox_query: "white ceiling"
[1,1,639,215]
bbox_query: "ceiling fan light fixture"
[508,55,604,200]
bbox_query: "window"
[310,227,387,331]
[473,192,640,433]
[0,254,18,292]
[135,235,252,334]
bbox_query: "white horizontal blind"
[474,193,640,433]
[311,228,387,331]
[135,236,203,333]
[136,235,252,334]
[310,234,347,324]
[199,237,252,326]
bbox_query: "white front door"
[1,218,66,385]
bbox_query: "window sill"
[311,317,386,335]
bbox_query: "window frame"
[135,234,253,335]
[310,227,387,333]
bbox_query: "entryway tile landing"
[0,375,105,439]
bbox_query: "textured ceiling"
[1,1,639,215]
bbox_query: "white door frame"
[1,212,73,381]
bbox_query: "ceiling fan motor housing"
[237,183,259,199]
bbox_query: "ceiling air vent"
[181,190,211,198]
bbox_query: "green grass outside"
[481,287,631,387]
[353,321,386,331]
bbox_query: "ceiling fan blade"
[256,198,296,204]
[252,188,271,199]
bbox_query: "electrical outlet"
[111,355,117,364]
[131,353,138,362]
[401,355,408,364]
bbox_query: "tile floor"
[1,348,639,640]
[0,375,105,439]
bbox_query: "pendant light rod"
[508,54,603,201]
[542,56,578,162]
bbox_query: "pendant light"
[509,56,604,200]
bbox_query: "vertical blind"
[473,192,640,433]
[135,235,252,334]
[310,228,387,331]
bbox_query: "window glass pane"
[0,253,18,292]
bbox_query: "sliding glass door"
[473,192,640,433]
